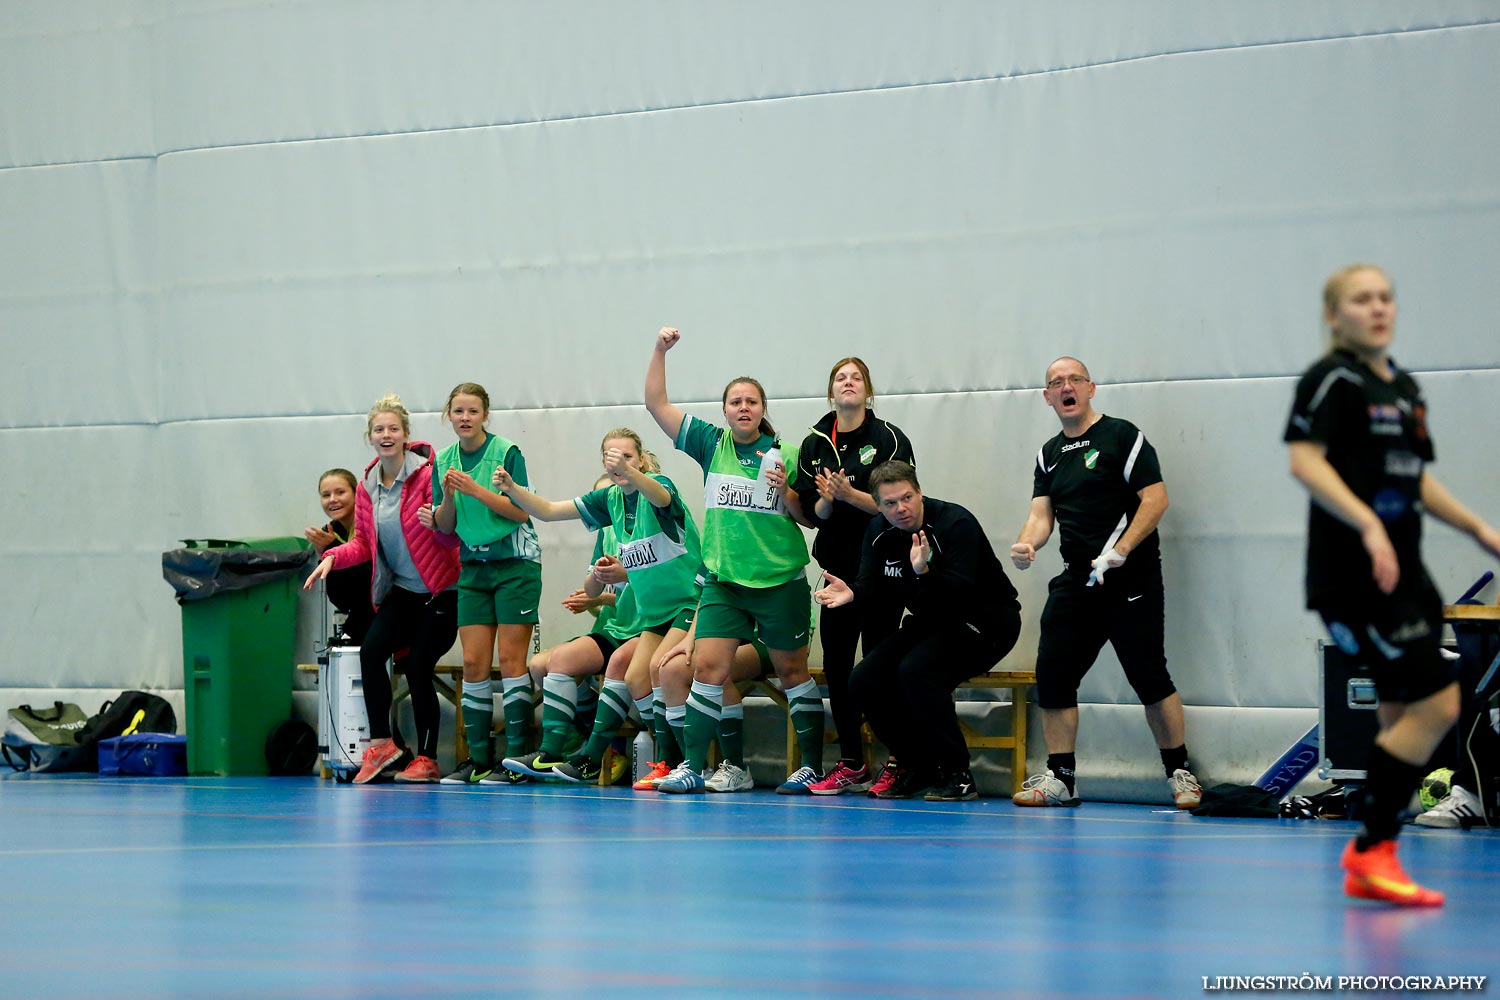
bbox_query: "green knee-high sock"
[650,687,671,762]
[665,704,687,767]
[540,673,578,755]
[461,678,494,768]
[574,676,599,735]
[719,702,745,766]
[785,678,825,774]
[684,680,724,773]
[501,675,533,756]
[581,679,631,763]
[633,691,654,733]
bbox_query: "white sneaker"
[1169,768,1203,809]
[1011,769,1080,807]
[705,760,754,793]
[1414,784,1485,829]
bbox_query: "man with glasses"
[1008,356,1201,808]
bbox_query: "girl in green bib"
[526,473,632,760]
[492,428,701,784]
[644,326,827,794]
[425,382,542,785]
[531,473,631,673]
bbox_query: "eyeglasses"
[1046,374,1091,390]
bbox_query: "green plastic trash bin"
[163,537,314,776]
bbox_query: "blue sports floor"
[1,775,1495,999]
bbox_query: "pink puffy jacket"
[325,440,460,608]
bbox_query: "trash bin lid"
[162,541,314,602]
[181,536,310,552]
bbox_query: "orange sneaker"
[353,739,404,785]
[1341,839,1445,907]
[632,760,672,791]
[394,755,441,783]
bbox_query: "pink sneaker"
[353,739,404,784]
[809,761,872,796]
[865,758,901,798]
[394,755,440,783]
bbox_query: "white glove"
[1087,546,1126,586]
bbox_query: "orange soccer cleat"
[632,760,673,791]
[1341,839,1445,907]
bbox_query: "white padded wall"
[2,3,1497,795]
[149,10,1500,421]
[0,3,154,169]
[0,161,158,426]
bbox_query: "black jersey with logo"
[1032,414,1163,579]
[1284,349,1434,608]
[852,496,1017,638]
[796,411,914,572]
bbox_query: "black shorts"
[1316,581,1455,704]
[1034,569,1176,711]
[584,632,626,661]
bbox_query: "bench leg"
[1011,685,1030,796]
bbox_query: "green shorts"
[457,558,543,627]
[695,575,813,651]
[642,605,696,638]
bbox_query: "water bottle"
[759,443,783,480]
[631,729,654,782]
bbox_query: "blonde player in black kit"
[1286,264,1500,907]
[1010,357,1202,809]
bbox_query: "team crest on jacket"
[1084,449,1099,470]
[859,445,876,465]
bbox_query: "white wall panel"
[0,2,154,169]
[0,161,157,428]
[13,2,1481,169]
[0,424,173,690]
[0,554,180,691]
[147,18,1500,428]
[144,2,1497,157]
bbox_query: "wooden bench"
[303,660,1036,792]
[755,668,1036,795]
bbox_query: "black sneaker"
[441,758,493,784]
[480,765,530,785]
[924,768,979,802]
[554,755,603,784]
[875,767,939,799]
[502,749,569,780]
